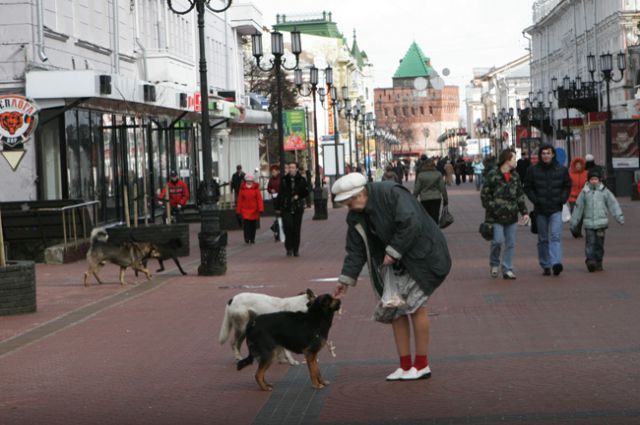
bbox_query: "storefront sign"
[0,95,39,171]
[283,109,307,151]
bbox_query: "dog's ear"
[306,288,316,301]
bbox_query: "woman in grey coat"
[332,173,451,381]
[413,158,448,222]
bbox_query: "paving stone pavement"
[1,180,640,425]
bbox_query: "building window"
[420,106,424,115]
[429,106,433,114]
[384,107,389,117]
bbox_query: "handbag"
[438,205,454,229]
[478,222,494,241]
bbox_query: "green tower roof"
[393,41,434,79]
[273,12,342,38]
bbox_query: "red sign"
[587,112,607,124]
[188,93,201,112]
[561,118,584,127]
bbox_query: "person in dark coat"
[332,173,451,381]
[230,165,245,203]
[524,144,571,276]
[515,152,531,182]
[274,161,309,257]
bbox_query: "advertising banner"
[610,120,640,168]
[283,109,307,151]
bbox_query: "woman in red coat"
[568,157,588,210]
[236,174,264,244]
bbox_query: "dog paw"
[259,384,273,392]
[312,383,325,389]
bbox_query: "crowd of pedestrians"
[222,146,626,383]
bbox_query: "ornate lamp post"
[341,86,354,170]
[251,29,302,174]
[363,112,374,180]
[166,0,232,276]
[295,65,329,220]
[318,71,342,179]
[588,51,626,195]
[352,99,363,171]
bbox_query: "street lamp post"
[318,71,342,179]
[353,99,363,171]
[551,75,574,164]
[364,112,374,180]
[342,87,354,170]
[166,0,232,276]
[588,51,626,195]
[251,29,302,175]
[295,65,329,220]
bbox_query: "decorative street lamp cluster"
[590,51,626,195]
[547,51,626,194]
[341,90,362,169]
[251,29,302,176]
[294,65,331,220]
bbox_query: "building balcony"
[228,3,262,35]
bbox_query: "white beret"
[585,154,594,161]
[332,173,367,202]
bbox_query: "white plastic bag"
[277,217,285,242]
[373,265,410,324]
[562,203,571,223]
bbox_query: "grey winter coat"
[338,182,451,297]
[570,182,624,229]
[414,167,448,203]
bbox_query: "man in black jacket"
[275,161,309,257]
[524,144,571,276]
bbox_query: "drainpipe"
[35,0,48,62]
[111,0,120,74]
[133,0,148,80]
[224,10,229,89]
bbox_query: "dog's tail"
[218,298,233,344]
[236,353,254,370]
[90,227,109,246]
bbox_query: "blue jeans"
[536,211,563,269]
[474,173,483,190]
[490,222,517,272]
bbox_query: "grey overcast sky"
[254,0,536,89]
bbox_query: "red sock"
[414,355,428,370]
[400,355,412,371]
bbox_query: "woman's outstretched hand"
[334,283,348,299]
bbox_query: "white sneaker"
[386,368,408,381]
[401,366,432,380]
[490,266,499,278]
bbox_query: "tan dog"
[84,227,161,286]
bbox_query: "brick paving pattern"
[1,181,639,425]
